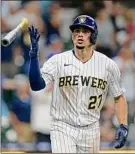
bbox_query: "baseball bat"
[1,18,29,47]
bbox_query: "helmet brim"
[69,24,95,32]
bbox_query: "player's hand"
[28,25,41,58]
[113,124,128,149]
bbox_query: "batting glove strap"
[113,124,128,149]
[29,48,39,58]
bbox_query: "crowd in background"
[1,0,135,152]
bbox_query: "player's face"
[72,26,92,49]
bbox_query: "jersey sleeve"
[40,55,57,85]
[108,59,125,98]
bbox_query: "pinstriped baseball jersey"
[40,50,125,126]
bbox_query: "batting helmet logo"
[69,15,98,44]
[79,16,86,23]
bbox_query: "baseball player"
[28,15,128,153]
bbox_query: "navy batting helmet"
[69,15,98,44]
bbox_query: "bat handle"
[18,18,29,30]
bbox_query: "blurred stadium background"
[1,0,135,153]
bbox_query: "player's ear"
[71,33,74,41]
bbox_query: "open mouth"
[78,39,84,44]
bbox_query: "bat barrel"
[1,27,20,47]
[1,39,10,47]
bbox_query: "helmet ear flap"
[90,31,98,44]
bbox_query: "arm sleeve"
[29,57,46,91]
[40,55,57,85]
[108,60,125,98]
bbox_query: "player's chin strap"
[113,124,128,149]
